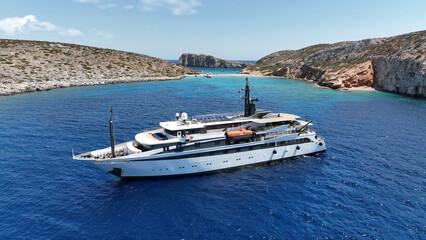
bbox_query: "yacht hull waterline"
[73,78,326,179]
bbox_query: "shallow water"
[0,74,425,239]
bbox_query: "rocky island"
[178,53,252,68]
[0,39,200,96]
[242,30,425,97]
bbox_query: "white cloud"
[92,29,114,38]
[73,0,202,15]
[0,15,83,37]
[0,15,49,35]
[60,28,83,36]
[138,0,201,15]
[74,0,117,10]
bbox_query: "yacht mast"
[242,78,258,117]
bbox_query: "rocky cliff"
[0,39,199,96]
[243,30,425,97]
[373,57,425,96]
[178,53,252,68]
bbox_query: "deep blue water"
[0,75,425,239]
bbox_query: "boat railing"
[192,112,243,121]
[140,127,162,133]
[255,124,295,132]
[263,128,310,140]
[90,142,129,159]
[264,130,294,139]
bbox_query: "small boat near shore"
[73,78,326,179]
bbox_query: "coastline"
[0,73,379,97]
[221,73,378,92]
[0,76,186,97]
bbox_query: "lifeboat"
[225,129,254,143]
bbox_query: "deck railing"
[191,112,243,121]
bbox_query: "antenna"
[109,106,116,158]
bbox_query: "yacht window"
[165,129,177,136]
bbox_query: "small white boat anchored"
[73,78,326,179]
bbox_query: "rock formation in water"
[178,53,252,68]
[0,39,200,96]
[242,30,425,97]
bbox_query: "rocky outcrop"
[0,76,185,96]
[373,57,425,97]
[178,53,252,68]
[0,39,200,96]
[243,30,425,97]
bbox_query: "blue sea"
[0,71,425,239]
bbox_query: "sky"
[0,0,425,60]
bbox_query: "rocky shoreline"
[243,30,425,97]
[0,76,187,96]
[0,39,200,97]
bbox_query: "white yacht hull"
[85,141,326,179]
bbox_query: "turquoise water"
[0,75,425,239]
[190,66,243,74]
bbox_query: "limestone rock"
[178,53,252,68]
[373,57,425,97]
[243,30,425,97]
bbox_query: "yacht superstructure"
[73,78,326,179]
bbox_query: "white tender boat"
[73,78,326,179]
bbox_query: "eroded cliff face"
[373,57,425,97]
[179,53,252,68]
[243,30,425,97]
[319,60,374,89]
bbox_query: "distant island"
[178,53,253,68]
[243,30,425,97]
[0,40,200,96]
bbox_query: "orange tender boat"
[225,129,254,143]
[226,129,253,137]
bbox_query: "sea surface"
[0,71,425,239]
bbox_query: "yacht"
[73,78,326,179]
